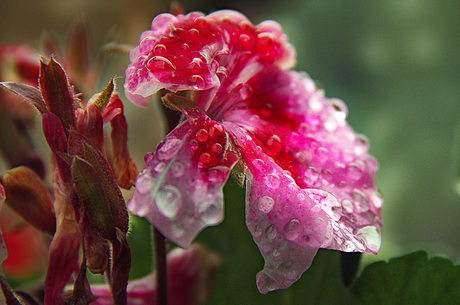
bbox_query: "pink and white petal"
[230,67,382,255]
[226,124,332,293]
[128,113,238,248]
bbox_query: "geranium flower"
[125,10,383,293]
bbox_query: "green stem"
[154,227,168,305]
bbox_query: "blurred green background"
[1,0,459,303]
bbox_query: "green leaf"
[71,156,116,241]
[351,251,460,305]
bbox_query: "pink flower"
[90,244,222,305]
[125,10,383,293]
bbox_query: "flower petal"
[124,10,295,110]
[231,67,383,252]
[128,110,238,248]
[224,67,382,292]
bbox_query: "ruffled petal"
[128,110,238,248]
[226,125,328,293]
[124,10,295,110]
[223,67,382,292]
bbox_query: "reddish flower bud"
[1,166,56,235]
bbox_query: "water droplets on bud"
[259,196,275,213]
[197,199,222,225]
[157,137,183,161]
[155,185,182,218]
[284,219,301,241]
[212,143,223,154]
[254,224,262,237]
[196,128,208,142]
[199,153,211,164]
[324,117,338,132]
[352,190,370,212]
[264,173,281,189]
[239,34,251,47]
[289,132,299,144]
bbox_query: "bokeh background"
[1,0,459,303]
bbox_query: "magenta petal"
[128,113,238,248]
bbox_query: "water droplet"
[157,137,183,161]
[356,226,381,253]
[278,262,297,279]
[260,242,274,256]
[284,219,301,241]
[309,94,323,112]
[190,140,199,150]
[171,222,185,238]
[289,132,299,144]
[252,159,265,170]
[254,224,262,237]
[348,163,363,180]
[155,185,182,218]
[297,192,306,201]
[197,200,221,225]
[353,190,370,212]
[171,162,184,178]
[322,169,334,182]
[196,128,208,142]
[189,75,205,90]
[206,166,229,183]
[342,199,354,213]
[239,34,251,47]
[264,173,280,189]
[324,117,337,132]
[316,147,329,163]
[307,190,341,219]
[135,174,155,194]
[199,153,211,164]
[259,196,275,213]
[212,143,223,154]
[371,192,383,208]
[343,240,356,252]
[153,44,167,56]
[264,134,282,156]
[265,224,277,239]
[295,151,307,162]
[209,124,224,139]
[154,162,166,173]
[147,56,176,71]
[181,43,190,51]
[188,28,199,36]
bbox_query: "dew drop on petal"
[197,200,221,225]
[348,163,363,180]
[264,134,282,156]
[258,196,275,213]
[171,162,184,178]
[155,185,182,218]
[199,153,211,164]
[343,240,356,252]
[153,44,167,56]
[265,224,277,239]
[342,199,354,213]
[356,226,381,253]
[284,219,301,241]
[157,137,183,161]
[324,117,337,132]
[196,128,209,142]
[171,222,185,238]
[190,140,199,150]
[264,173,281,189]
[352,190,370,212]
[136,174,156,194]
[154,162,166,173]
[277,262,297,280]
[371,192,383,208]
[189,75,206,90]
[289,132,299,144]
[254,224,262,237]
[239,34,251,47]
[212,143,223,154]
